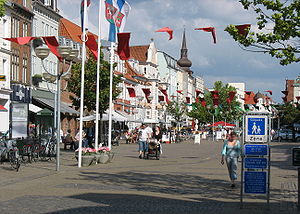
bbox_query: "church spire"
[177,29,192,72]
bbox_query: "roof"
[59,18,97,43]
[130,45,149,62]
[244,91,256,105]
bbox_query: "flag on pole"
[80,0,91,32]
[195,27,217,44]
[117,32,131,60]
[100,0,131,42]
[155,27,173,40]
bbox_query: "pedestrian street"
[0,139,298,214]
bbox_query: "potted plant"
[96,147,113,164]
[32,74,43,86]
[75,147,97,166]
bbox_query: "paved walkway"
[0,139,298,214]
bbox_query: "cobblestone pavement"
[0,139,299,214]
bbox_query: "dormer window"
[44,0,51,6]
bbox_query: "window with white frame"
[11,17,20,37]
[11,49,19,81]
[3,18,7,37]
[22,55,28,83]
[32,55,36,75]
[44,0,51,6]
[46,24,49,36]
[32,18,37,36]
[42,21,45,35]
[1,59,7,75]
[23,22,28,37]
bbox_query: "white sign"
[245,115,268,142]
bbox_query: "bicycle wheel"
[48,143,56,160]
[39,145,50,161]
[9,150,20,171]
[21,145,31,163]
[32,144,40,162]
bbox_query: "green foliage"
[187,81,243,125]
[166,100,187,124]
[277,103,300,126]
[225,0,300,65]
[67,53,122,115]
[0,0,6,17]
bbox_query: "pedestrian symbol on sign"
[248,118,265,136]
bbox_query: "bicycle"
[39,135,56,161]
[0,137,20,171]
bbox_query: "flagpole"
[108,42,114,150]
[95,0,103,150]
[78,0,88,168]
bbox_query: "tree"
[225,0,300,65]
[188,81,243,126]
[0,0,6,17]
[276,102,300,140]
[166,100,187,142]
[67,52,122,117]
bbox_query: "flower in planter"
[97,147,111,154]
[75,147,97,156]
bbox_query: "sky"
[58,0,299,103]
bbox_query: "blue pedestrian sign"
[244,171,267,194]
[244,157,268,169]
[245,115,268,142]
[244,144,268,156]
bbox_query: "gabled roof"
[129,45,149,62]
[59,18,97,43]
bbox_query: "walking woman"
[221,131,241,187]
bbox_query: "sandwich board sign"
[245,115,268,143]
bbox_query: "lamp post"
[160,101,167,126]
[34,42,79,171]
[207,105,216,142]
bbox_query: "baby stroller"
[146,139,161,160]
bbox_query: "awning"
[116,110,142,123]
[37,108,53,116]
[0,105,8,112]
[77,110,128,122]
[29,104,42,113]
[33,97,79,115]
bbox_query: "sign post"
[241,112,271,210]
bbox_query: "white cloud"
[58,0,298,103]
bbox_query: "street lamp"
[34,40,79,171]
[207,105,216,141]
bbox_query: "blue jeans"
[83,139,89,148]
[138,141,148,152]
[226,157,238,181]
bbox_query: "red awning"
[142,88,151,103]
[127,87,136,97]
[0,105,8,112]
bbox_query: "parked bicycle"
[39,135,56,161]
[0,135,21,172]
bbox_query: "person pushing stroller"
[137,124,151,159]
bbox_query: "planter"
[75,154,95,166]
[108,152,114,162]
[98,153,109,164]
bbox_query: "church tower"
[177,29,193,75]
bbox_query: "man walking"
[138,124,150,159]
